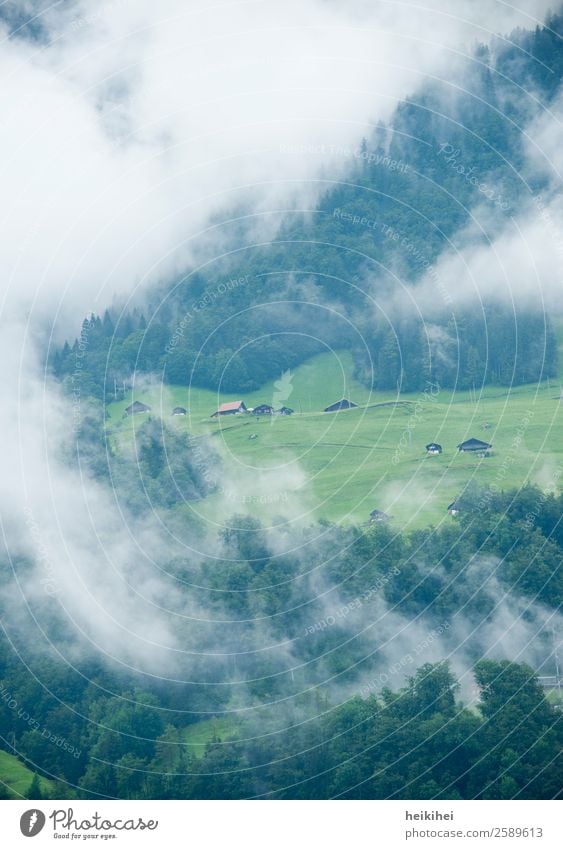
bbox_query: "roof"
[324,399,358,412]
[370,509,390,520]
[216,400,244,413]
[172,406,187,413]
[126,401,151,412]
[458,438,492,449]
[426,442,442,449]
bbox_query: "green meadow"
[182,717,238,758]
[0,750,54,799]
[106,350,563,530]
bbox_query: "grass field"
[106,350,563,530]
[182,717,238,758]
[0,750,54,799]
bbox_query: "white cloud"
[0,0,554,334]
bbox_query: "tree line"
[1,482,562,798]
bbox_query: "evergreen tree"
[25,774,43,800]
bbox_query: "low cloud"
[0,0,554,333]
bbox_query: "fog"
[0,0,555,329]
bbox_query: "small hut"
[125,401,151,416]
[172,406,187,416]
[426,442,442,455]
[278,406,294,416]
[447,502,461,516]
[369,509,390,524]
[253,404,274,416]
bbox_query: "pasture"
[0,750,54,799]
[106,350,563,530]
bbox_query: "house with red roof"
[211,400,247,417]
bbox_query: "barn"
[369,509,390,524]
[324,399,358,413]
[211,400,247,417]
[426,443,442,455]
[458,438,492,453]
[125,401,151,416]
[278,406,294,416]
[253,404,274,416]
[172,406,187,416]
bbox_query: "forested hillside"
[1,483,562,798]
[52,15,563,400]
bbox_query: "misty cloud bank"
[0,0,555,327]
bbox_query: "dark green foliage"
[70,406,218,514]
[25,774,43,800]
[468,660,563,799]
[190,661,560,800]
[1,483,561,799]
[51,17,563,400]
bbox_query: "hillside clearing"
[182,718,238,758]
[106,350,563,529]
[0,750,54,799]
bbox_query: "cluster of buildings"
[124,395,361,418]
[425,438,492,457]
[210,397,364,416]
[124,398,494,524]
[369,437,494,524]
[211,401,294,417]
[124,401,187,416]
[123,399,295,417]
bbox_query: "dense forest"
[1,483,562,799]
[51,15,563,400]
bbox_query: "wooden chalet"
[426,442,442,455]
[253,404,274,416]
[211,400,247,417]
[125,401,151,416]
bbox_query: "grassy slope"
[106,350,563,530]
[0,750,54,799]
[107,350,371,425]
[182,717,238,758]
